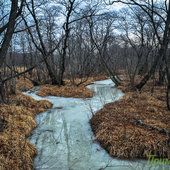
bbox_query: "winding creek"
[24,79,168,170]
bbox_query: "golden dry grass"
[90,76,170,159]
[37,75,108,98]
[16,77,34,92]
[0,74,107,169]
[0,87,52,169]
[38,84,95,98]
[66,75,108,86]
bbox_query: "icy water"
[24,79,169,170]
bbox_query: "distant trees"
[131,0,170,91]
[0,0,169,107]
[22,0,107,85]
[0,0,124,92]
[108,0,170,91]
[88,12,121,86]
[118,7,155,87]
[23,0,61,85]
[66,21,95,85]
[105,0,169,89]
[104,0,170,109]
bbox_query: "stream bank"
[90,78,169,170]
[23,79,168,170]
[0,92,52,170]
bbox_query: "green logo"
[147,155,170,167]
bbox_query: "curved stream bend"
[24,79,166,170]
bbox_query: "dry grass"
[67,75,108,86]
[0,74,108,169]
[90,75,170,159]
[16,77,34,92]
[38,84,95,98]
[38,76,108,98]
[0,82,52,169]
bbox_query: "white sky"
[105,2,125,11]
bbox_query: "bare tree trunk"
[158,61,166,85]
[136,3,170,91]
[88,19,120,86]
[166,82,170,110]
[44,57,59,85]
[25,1,59,85]
[59,0,75,85]
[100,55,120,86]
[0,0,18,68]
[136,47,163,90]
[166,60,170,110]
[0,0,19,102]
[59,33,68,85]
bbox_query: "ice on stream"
[24,79,169,170]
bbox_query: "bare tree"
[58,0,76,85]
[23,0,61,85]
[107,0,170,91]
[0,0,25,68]
[118,7,155,87]
[58,0,103,85]
[88,13,121,86]
[0,0,25,101]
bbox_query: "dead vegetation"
[16,77,34,92]
[0,80,52,170]
[90,76,170,159]
[37,76,107,98]
[38,84,94,98]
[0,75,107,169]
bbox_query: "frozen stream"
[24,79,168,170]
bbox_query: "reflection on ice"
[24,79,168,170]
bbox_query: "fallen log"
[133,116,170,136]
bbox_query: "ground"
[0,75,105,169]
[90,76,170,159]
[38,76,107,98]
[0,91,52,170]
[1,74,169,169]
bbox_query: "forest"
[0,0,169,170]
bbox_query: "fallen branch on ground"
[133,116,170,136]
